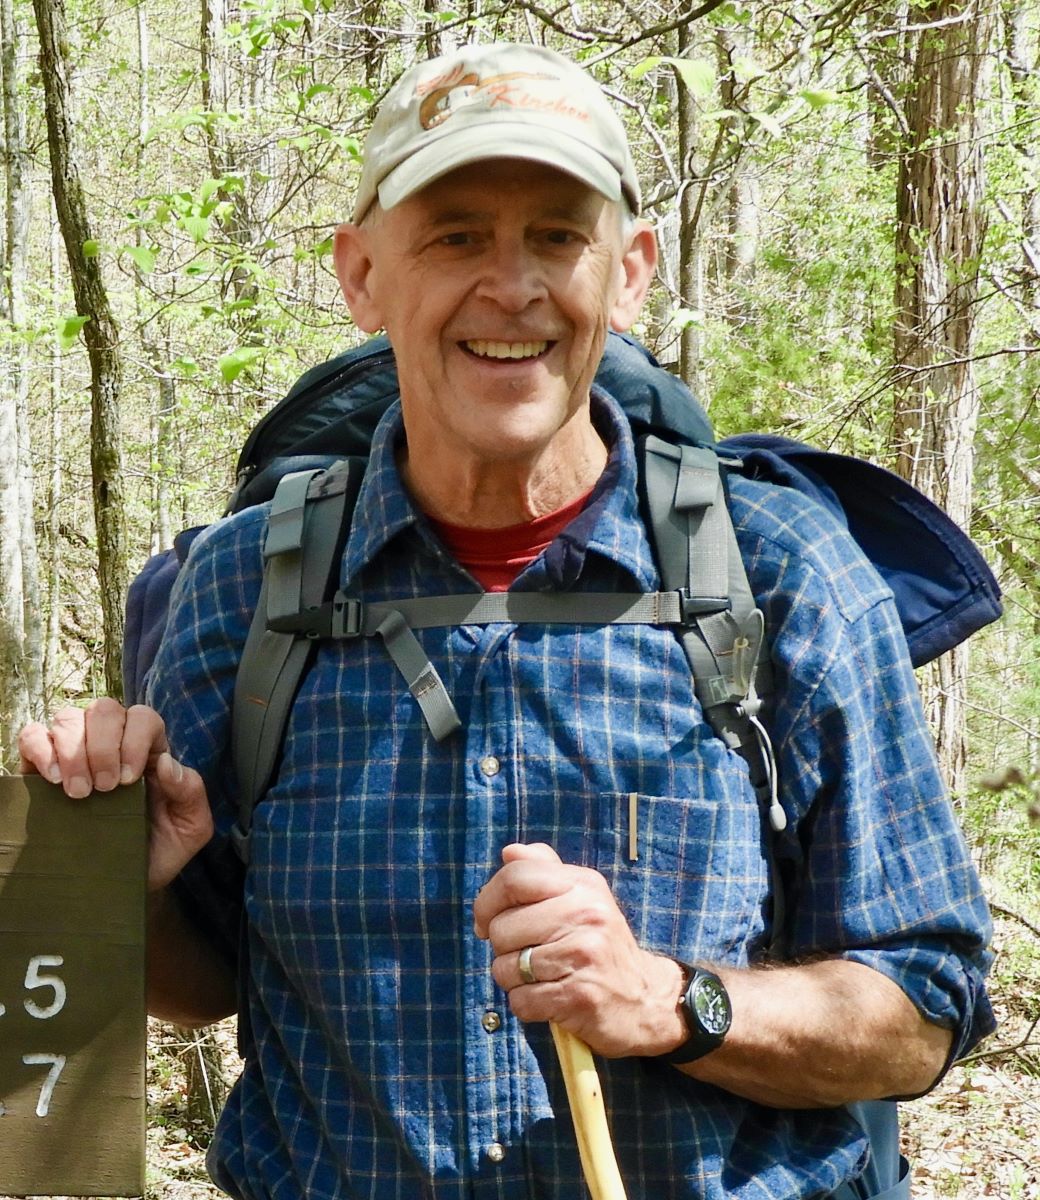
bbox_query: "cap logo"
[416,64,591,130]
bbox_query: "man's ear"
[333,222,383,334]
[609,220,658,333]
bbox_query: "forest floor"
[6,897,1037,1200]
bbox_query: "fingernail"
[67,776,91,799]
[94,770,117,792]
[160,752,184,783]
[46,765,62,785]
[119,764,135,785]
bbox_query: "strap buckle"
[267,592,363,639]
[676,588,731,625]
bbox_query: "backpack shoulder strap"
[230,457,364,862]
[639,434,785,836]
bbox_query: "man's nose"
[474,241,547,312]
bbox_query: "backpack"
[124,330,1002,866]
[123,330,1001,1198]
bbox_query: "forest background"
[0,0,1038,1196]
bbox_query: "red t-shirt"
[428,489,593,591]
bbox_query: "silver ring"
[518,945,538,985]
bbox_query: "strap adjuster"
[267,592,363,639]
[676,588,731,624]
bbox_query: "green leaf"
[82,239,100,259]
[58,315,90,350]
[750,110,783,138]
[628,56,663,82]
[218,346,264,383]
[125,244,156,273]
[180,214,210,242]
[199,177,223,204]
[168,356,199,377]
[799,88,841,110]
[663,57,715,100]
[305,83,333,102]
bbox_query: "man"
[21,42,993,1200]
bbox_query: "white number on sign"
[22,1053,67,1117]
[23,955,66,1019]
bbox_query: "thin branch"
[960,1012,1040,1065]
[989,902,1040,941]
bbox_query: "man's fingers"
[17,701,171,799]
[475,854,602,945]
[122,705,170,779]
[83,697,130,792]
[46,706,94,797]
[17,721,62,784]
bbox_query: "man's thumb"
[500,841,562,865]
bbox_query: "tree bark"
[717,25,759,323]
[677,20,705,391]
[34,0,127,700]
[43,210,63,706]
[1005,1,1040,335]
[1,0,42,755]
[892,0,995,797]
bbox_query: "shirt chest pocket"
[587,790,771,965]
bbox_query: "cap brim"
[375,122,624,213]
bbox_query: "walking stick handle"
[550,1022,628,1200]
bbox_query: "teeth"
[466,340,548,360]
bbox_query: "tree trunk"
[0,0,42,755]
[677,21,705,392]
[1005,1,1040,334]
[34,0,127,700]
[892,1,994,797]
[136,3,175,554]
[44,212,64,707]
[717,25,759,323]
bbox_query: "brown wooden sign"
[0,775,146,1197]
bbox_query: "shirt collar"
[341,391,658,591]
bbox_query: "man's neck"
[398,410,608,528]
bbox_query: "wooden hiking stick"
[550,1022,628,1200]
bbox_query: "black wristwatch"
[657,962,732,1065]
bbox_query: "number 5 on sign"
[0,775,146,1198]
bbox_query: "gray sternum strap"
[640,435,784,834]
[267,588,733,748]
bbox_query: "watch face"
[692,975,732,1036]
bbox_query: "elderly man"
[21,42,992,1200]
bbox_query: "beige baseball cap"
[352,43,641,221]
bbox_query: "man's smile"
[462,339,552,360]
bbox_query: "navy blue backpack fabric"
[722,435,1003,669]
[122,332,1002,702]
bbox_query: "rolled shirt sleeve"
[732,474,995,1065]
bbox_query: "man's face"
[334,159,656,470]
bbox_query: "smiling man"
[20,42,993,1200]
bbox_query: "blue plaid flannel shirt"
[152,394,994,1200]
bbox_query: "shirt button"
[481,1011,502,1033]
[486,1142,506,1163]
[479,755,501,777]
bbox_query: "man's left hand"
[473,842,685,1058]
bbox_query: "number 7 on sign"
[21,1054,67,1117]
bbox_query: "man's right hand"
[18,699,213,893]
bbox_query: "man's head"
[333,44,657,522]
[351,43,642,224]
